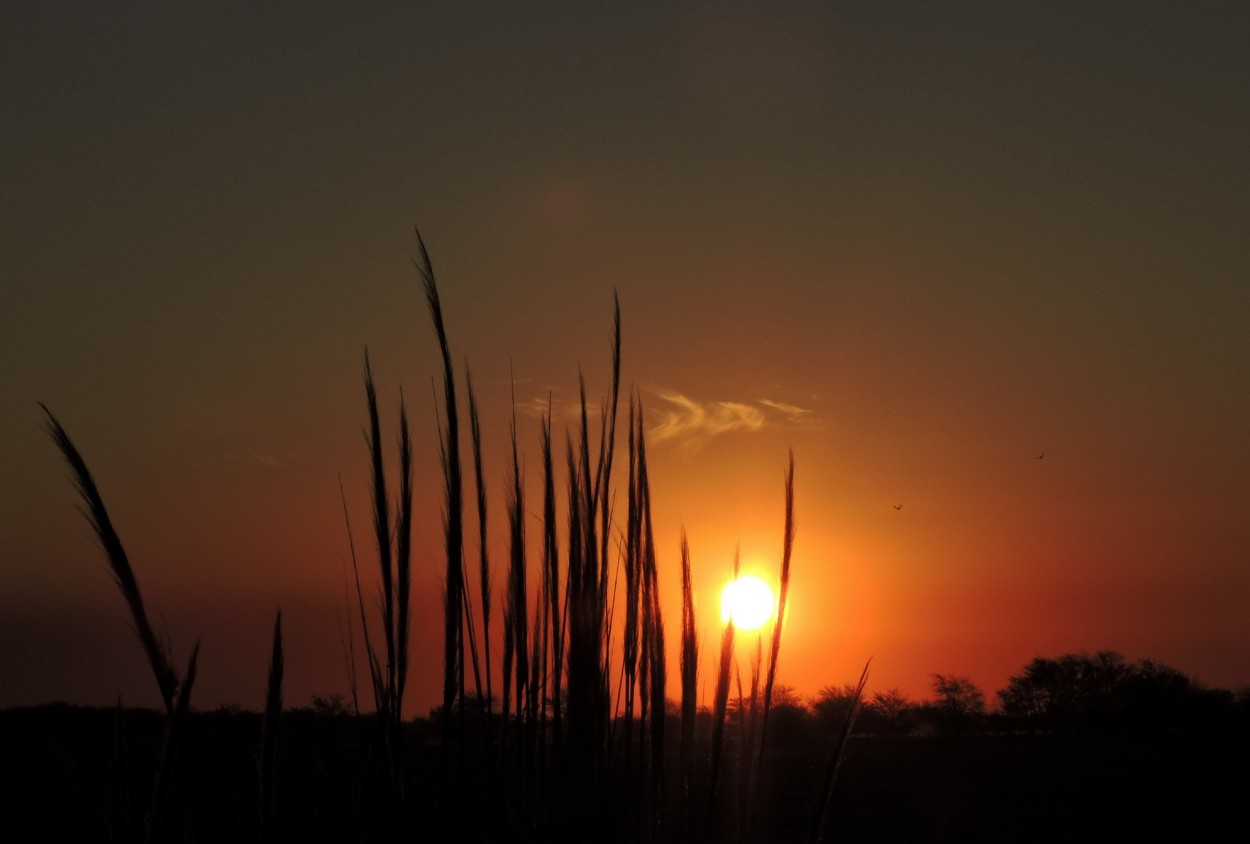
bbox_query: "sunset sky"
[3,2,1248,717]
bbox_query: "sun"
[720,574,776,631]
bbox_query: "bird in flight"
[893,504,902,511]
[1036,452,1045,459]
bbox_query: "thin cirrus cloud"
[516,391,602,423]
[757,399,816,420]
[514,389,816,450]
[649,390,817,449]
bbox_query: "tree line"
[399,649,1247,741]
[757,651,1250,738]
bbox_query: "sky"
[3,1,1248,717]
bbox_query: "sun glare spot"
[720,574,775,631]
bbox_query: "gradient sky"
[3,2,1248,716]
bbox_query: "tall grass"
[43,232,868,843]
[357,351,413,829]
[348,250,848,841]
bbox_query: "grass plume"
[41,404,181,718]
[416,230,465,741]
[41,404,200,843]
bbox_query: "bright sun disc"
[720,575,775,631]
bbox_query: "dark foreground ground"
[3,704,1248,842]
[764,731,1250,842]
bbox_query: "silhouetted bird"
[1036,452,1045,459]
[893,504,902,510]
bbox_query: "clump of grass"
[340,351,416,836]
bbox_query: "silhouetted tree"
[311,693,353,717]
[998,651,1129,731]
[860,688,916,736]
[769,683,804,709]
[811,683,861,735]
[1118,658,1202,731]
[765,683,813,742]
[930,675,985,734]
[996,651,1242,733]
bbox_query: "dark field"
[770,732,1250,842]
[4,704,1247,842]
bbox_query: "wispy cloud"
[758,399,815,423]
[516,390,605,424]
[509,388,817,451]
[647,390,818,450]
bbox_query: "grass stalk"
[337,584,361,722]
[416,230,465,744]
[149,641,199,843]
[540,401,563,746]
[42,405,198,843]
[469,373,494,757]
[338,477,384,716]
[758,450,795,756]
[738,636,762,841]
[506,391,529,750]
[41,405,181,717]
[362,353,396,723]
[678,530,698,839]
[706,547,741,826]
[639,411,666,837]
[595,295,622,656]
[621,396,642,786]
[395,396,414,732]
[808,658,871,844]
[259,610,283,841]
